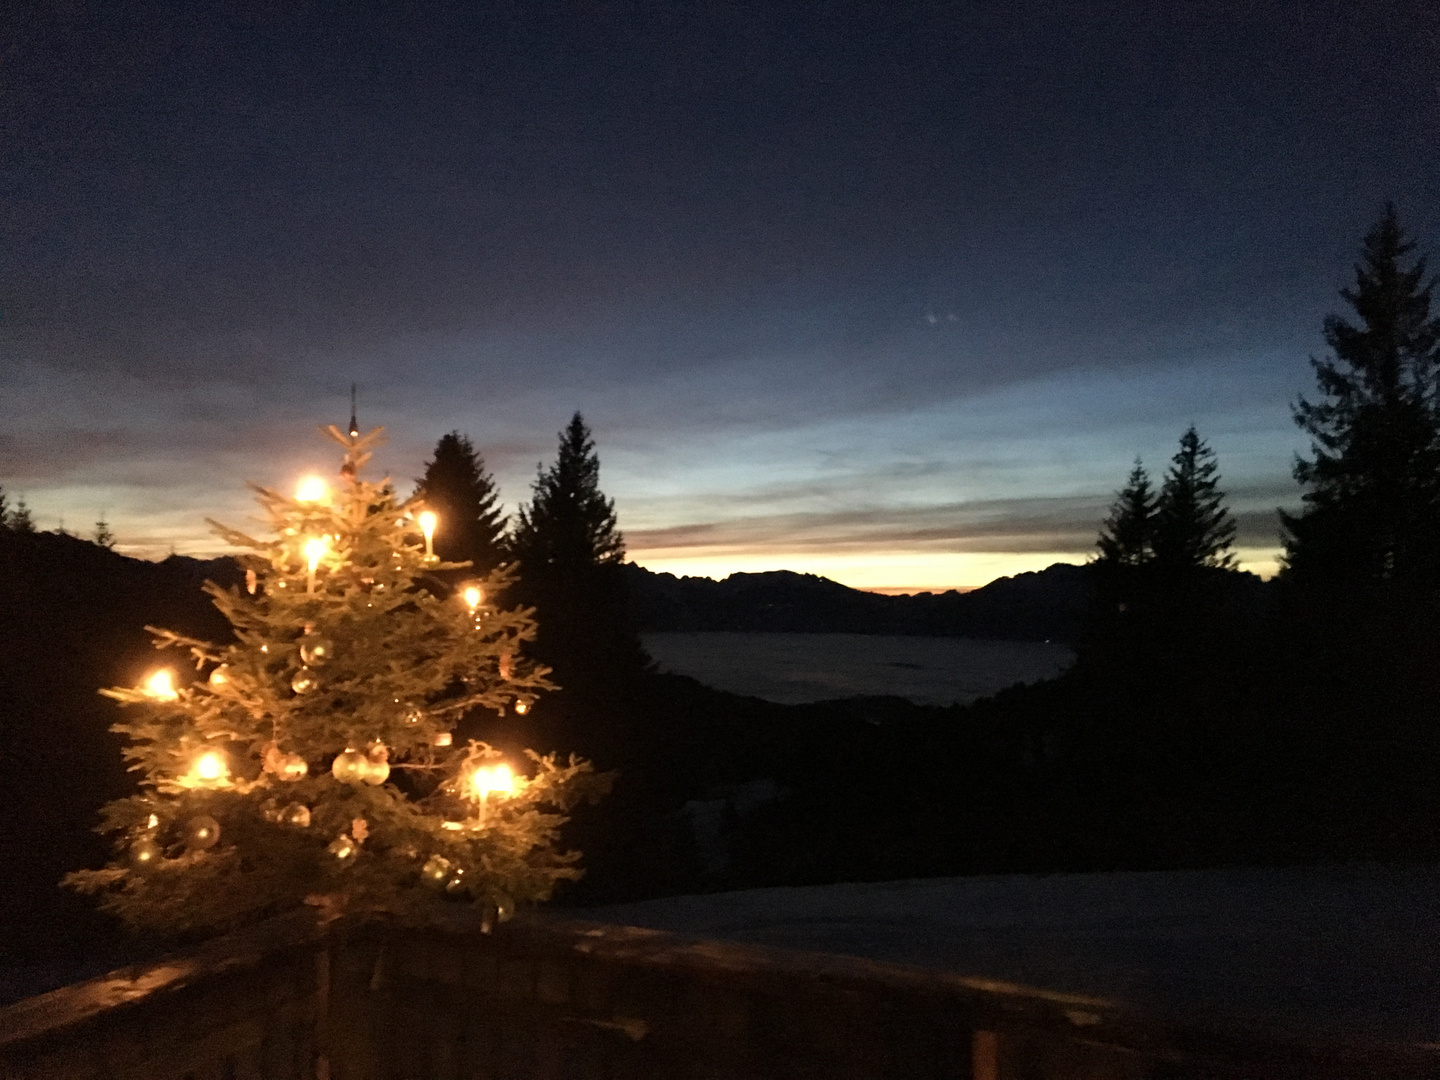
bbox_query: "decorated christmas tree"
[66,425,605,935]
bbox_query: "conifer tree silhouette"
[1282,204,1440,590]
[1097,459,1155,566]
[415,432,507,574]
[508,414,648,756]
[1153,427,1236,571]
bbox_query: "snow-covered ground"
[641,632,1073,705]
[586,864,1440,1040]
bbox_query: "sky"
[2,0,1437,590]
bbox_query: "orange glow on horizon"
[629,546,1282,591]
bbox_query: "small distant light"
[296,476,329,503]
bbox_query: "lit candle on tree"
[303,536,328,593]
[470,762,515,827]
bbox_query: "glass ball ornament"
[129,836,163,869]
[208,664,231,688]
[326,834,358,864]
[291,666,318,694]
[184,815,221,851]
[279,802,311,828]
[362,760,390,786]
[277,753,308,781]
[444,866,467,895]
[420,854,451,890]
[299,635,334,667]
[331,749,368,784]
[402,704,423,725]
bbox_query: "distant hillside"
[0,529,241,967]
[622,561,1096,642]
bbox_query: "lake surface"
[641,632,1073,705]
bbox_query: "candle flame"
[295,475,329,503]
[303,536,329,573]
[419,511,437,541]
[463,585,482,610]
[194,750,228,783]
[144,669,179,700]
[471,763,514,797]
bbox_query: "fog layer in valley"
[641,632,1073,705]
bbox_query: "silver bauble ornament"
[184,815,220,851]
[291,667,318,694]
[279,803,311,828]
[299,636,334,667]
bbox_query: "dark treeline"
[4,207,1440,988]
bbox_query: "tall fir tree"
[1282,204,1440,590]
[66,426,603,936]
[1152,427,1236,571]
[0,484,9,529]
[507,414,648,755]
[1096,459,1155,566]
[414,432,508,575]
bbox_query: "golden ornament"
[331,749,368,784]
[327,834,358,863]
[280,753,308,781]
[420,854,452,889]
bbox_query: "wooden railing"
[2,908,1438,1079]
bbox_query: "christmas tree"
[66,425,605,935]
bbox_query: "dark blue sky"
[2,1,1436,586]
